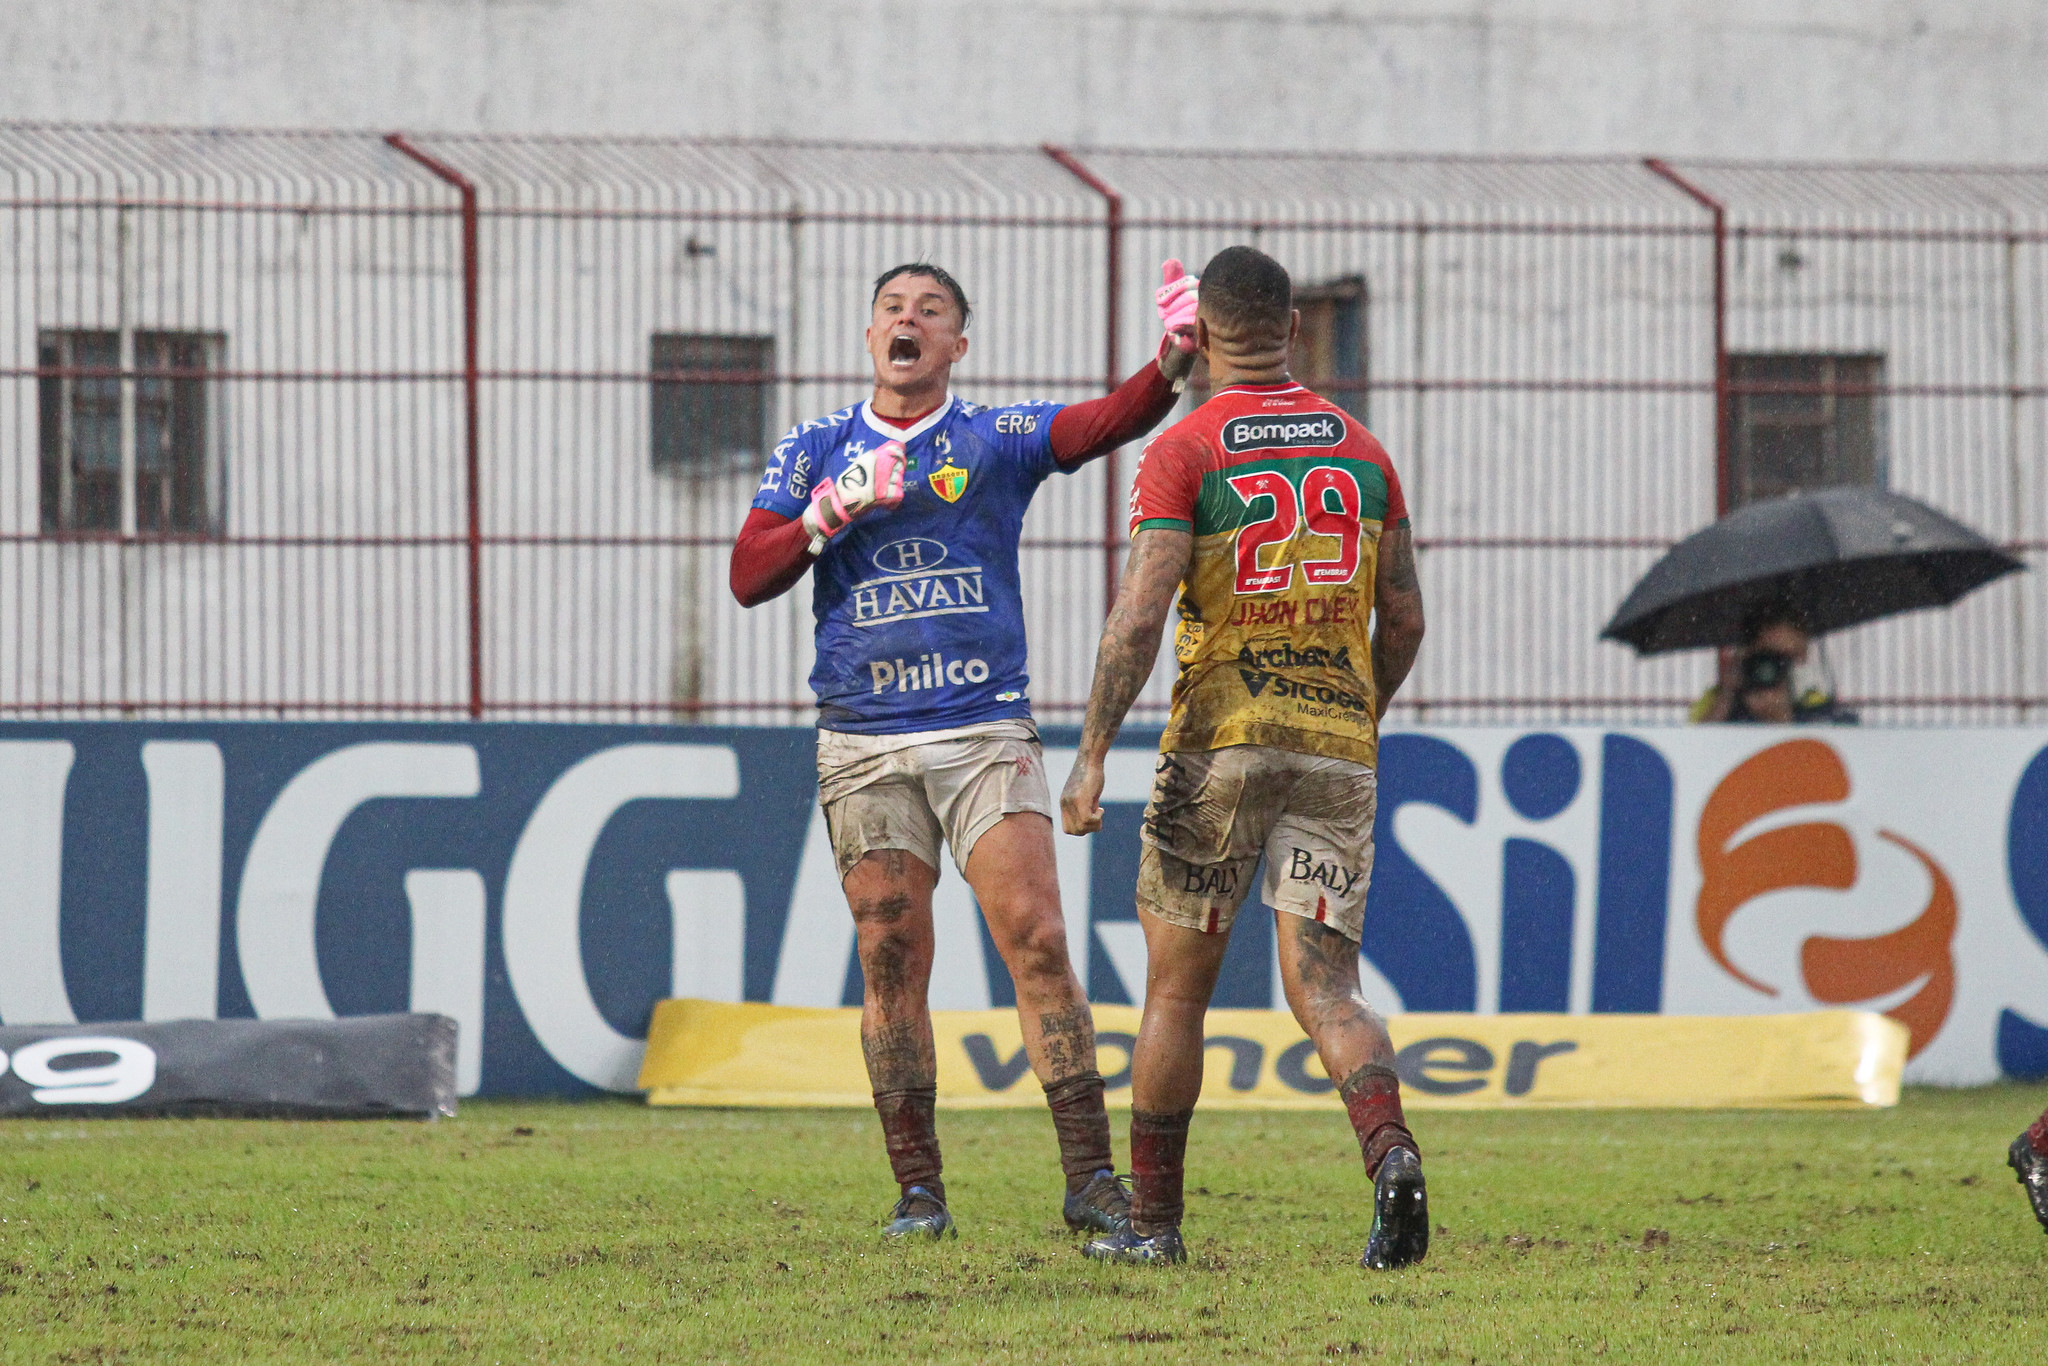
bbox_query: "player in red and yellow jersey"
[1061,246,1429,1269]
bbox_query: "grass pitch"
[3,1086,2044,1363]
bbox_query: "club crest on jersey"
[928,458,969,503]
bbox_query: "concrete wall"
[2,1,2045,162]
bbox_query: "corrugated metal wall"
[3,127,2041,724]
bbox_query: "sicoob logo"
[1221,414,1344,454]
[1695,739,1957,1058]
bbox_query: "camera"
[1739,649,1794,691]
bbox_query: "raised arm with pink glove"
[1155,259,1200,391]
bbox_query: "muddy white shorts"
[1137,743,1378,942]
[816,720,1053,878]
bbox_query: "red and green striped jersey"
[1128,381,1409,768]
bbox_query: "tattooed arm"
[1060,527,1193,835]
[1370,524,1426,720]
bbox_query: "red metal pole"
[1644,158,1731,517]
[387,133,486,718]
[1042,145,1125,613]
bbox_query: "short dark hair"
[871,262,971,330]
[1741,598,1811,643]
[1199,246,1292,335]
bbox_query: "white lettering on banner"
[405,870,487,1097]
[0,742,78,1026]
[765,807,992,1009]
[9,1036,157,1104]
[668,870,745,1005]
[501,744,740,1092]
[769,806,854,1006]
[237,744,483,1020]
[141,742,224,1022]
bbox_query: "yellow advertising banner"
[640,1000,1907,1110]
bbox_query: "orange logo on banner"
[1696,739,1956,1058]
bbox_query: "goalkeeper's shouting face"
[865,263,972,409]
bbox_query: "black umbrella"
[1603,487,2025,654]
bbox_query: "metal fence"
[3,126,2042,724]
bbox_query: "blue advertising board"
[2,723,2045,1094]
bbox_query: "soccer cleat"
[1063,1168,1132,1235]
[1361,1146,1430,1270]
[2011,1135,2048,1234]
[1081,1224,1186,1265]
[882,1185,956,1241]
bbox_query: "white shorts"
[816,720,1053,878]
[1138,744,1378,941]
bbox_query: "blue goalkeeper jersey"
[751,395,1068,735]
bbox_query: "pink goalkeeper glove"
[802,440,906,553]
[1155,259,1199,390]
[1156,259,1199,343]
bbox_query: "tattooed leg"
[967,812,1093,1084]
[967,811,1117,1191]
[846,849,943,1198]
[1277,912,1416,1175]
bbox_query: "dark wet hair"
[871,262,971,330]
[1199,245,1293,335]
[1741,598,1812,643]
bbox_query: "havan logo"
[850,541,987,627]
[1696,739,1957,1059]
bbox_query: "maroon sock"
[1339,1063,1419,1179]
[1129,1108,1193,1236]
[2028,1109,2048,1158]
[873,1085,944,1204]
[1043,1071,1114,1194]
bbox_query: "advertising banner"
[0,1015,457,1119]
[639,999,1908,1110]
[0,722,2043,1095]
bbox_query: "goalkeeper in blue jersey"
[731,260,1201,1239]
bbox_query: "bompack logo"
[1696,739,1957,1058]
[1221,414,1344,454]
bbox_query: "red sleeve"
[1127,431,1203,536]
[1048,352,1180,469]
[730,507,814,607]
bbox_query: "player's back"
[1128,381,1408,769]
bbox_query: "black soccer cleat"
[1063,1168,1132,1236]
[1361,1146,1429,1270]
[2011,1135,2048,1234]
[882,1185,956,1241]
[1082,1224,1186,1265]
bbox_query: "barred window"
[650,333,775,471]
[1179,275,1368,423]
[1292,276,1369,424]
[1730,352,1885,507]
[39,329,225,534]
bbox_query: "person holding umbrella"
[1605,486,2024,719]
[1687,601,1853,724]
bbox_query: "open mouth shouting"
[888,332,922,368]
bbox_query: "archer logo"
[1696,739,1957,1058]
[1239,668,1271,699]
